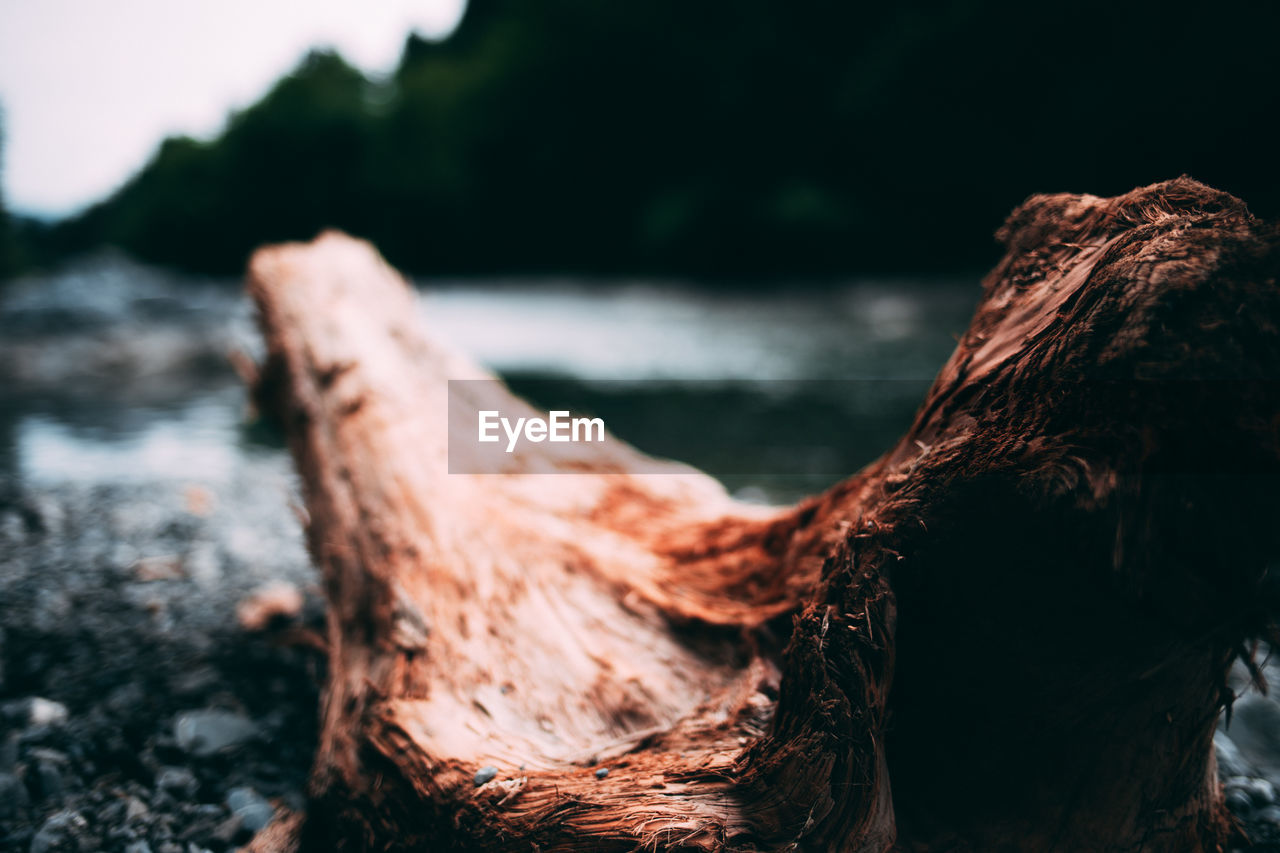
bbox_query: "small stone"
[133,555,184,582]
[595,767,609,779]
[1226,693,1280,784]
[210,815,244,844]
[1257,804,1280,825]
[27,698,69,727]
[98,800,126,825]
[236,582,304,631]
[192,803,223,821]
[1227,776,1277,807]
[1226,787,1254,815]
[0,771,29,818]
[183,542,221,590]
[241,802,275,834]
[35,759,64,802]
[174,710,258,756]
[29,496,63,536]
[124,796,150,821]
[171,667,219,698]
[157,766,199,799]
[0,733,16,769]
[473,766,498,786]
[106,826,137,846]
[184,485,214,516]
[124,843,153,853]
[1216,730,1254,779]
[33,589,71,633]
[105,682,146,717]
[226,786,273,833]
[0,511,24,543]
[109,542,140,572]
[225,786,258,812]
[732,485,771,505]
[29,809,88,853]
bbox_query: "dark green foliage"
[0,113,18,280]
[0,195,13,281]
[75,52,378,273]
[37,0,1280,277]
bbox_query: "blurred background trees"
[0,110,20,279]
[16,0,1280,279]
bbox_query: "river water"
[0,252,978,503]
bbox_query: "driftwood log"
[246,178,1280,851]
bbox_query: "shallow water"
[0,253,978,503]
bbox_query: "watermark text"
[478,410,605,453]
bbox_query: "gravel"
[0,478,323,852]
[1219,651,1280,851]
[225,788,273,833]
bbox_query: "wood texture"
[246,178,1280,851]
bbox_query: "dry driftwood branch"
[246,178,1280,851]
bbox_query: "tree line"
[9,0,1280,280]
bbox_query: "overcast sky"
[0,0,466,217]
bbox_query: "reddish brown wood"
[246,178,1280,851]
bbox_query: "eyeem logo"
[478,410,605,453]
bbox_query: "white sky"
[0,0,466,217]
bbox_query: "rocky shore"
[2,254,1279,850]
[0,476,323,853]
[6,470,1280,852]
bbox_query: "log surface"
[247,178,1280,851]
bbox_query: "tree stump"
[246,178,1280,851]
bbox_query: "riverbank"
[3,253,1279,850]
[0,474,321,853]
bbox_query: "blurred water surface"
[0,254,977,503]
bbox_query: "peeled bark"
[246,178,1280,851]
